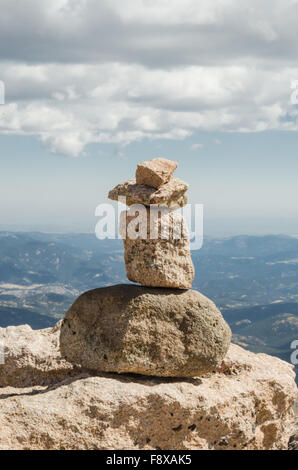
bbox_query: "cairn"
[60,158,231,378]
[108,158,194,288]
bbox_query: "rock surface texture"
[0,322,82,388]
[120,209,194,288]
[60,285,231,377]
[289,404,298,450]
[108,177,188,208]
[136,157,178,188]
[0,323,296,450]
[108,158,193,289]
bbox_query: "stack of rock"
[109,157,194,289]
[60,158,232,378]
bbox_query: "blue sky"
[1,0,298,236]
[1,129,298,236]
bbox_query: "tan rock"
[136,158,178,188]
[108,177,188,208]
[289,431,298,449]
[289,402,298,450]
[120,208,194,288]
[60,285,231,377]
[0,322,82,388]
[0,326,296,450]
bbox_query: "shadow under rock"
[0,369,203,400]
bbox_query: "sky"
[1,0,298,236]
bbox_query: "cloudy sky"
[1,0,298,235]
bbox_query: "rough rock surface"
[120,208,194,288]
[0,322,83,388]
[136,158,178,188]
[0,325,296,450]
[60,285,231,377]
[289,403,298,450]
[108,177,188,208]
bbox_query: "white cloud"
[0,1,298,156]
[191,143,204,150]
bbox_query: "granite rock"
[119,207,194,288]
[108,177,188,208]
[60,285,231,377]
[0,326,296,450]
[136,158,178,188]
[0,322,83,388]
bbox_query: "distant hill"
[192,234,298,307]
[1,231,298,316]
[1,231,298,309]
[0,232,125,287]
[223,301,298,358]
[223,301,298,383]
[0,306,55,329]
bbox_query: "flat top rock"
[136,158,178,188]
[0,321,296,450]
[108,177,188,208]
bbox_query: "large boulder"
[60,284,231,377]
[120,209,194,288]
[0,325,296,450]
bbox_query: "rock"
[289,404,298,450]
[108,177,188,208]
[119,208,194,288]
[0,325,296,450]
[0,322,83,388]
[136,158,178,188]
[289,433,298,450]
[60,285,231,377]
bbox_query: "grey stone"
[60,284,232,378]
